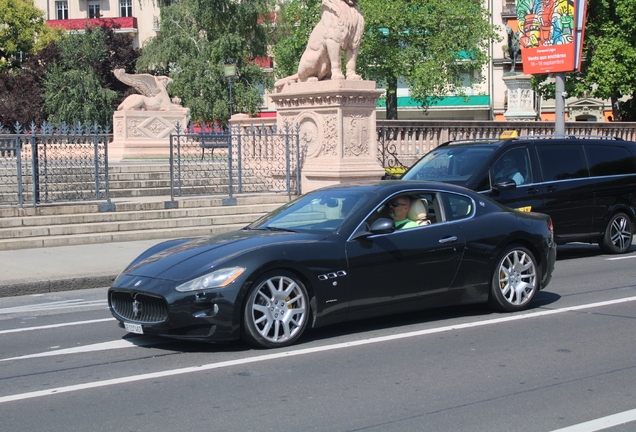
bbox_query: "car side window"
[537,144,589,181]
[491,148,532,186]
[441,193,474,221]
[365,192,441,228]
[585,145,636,177]
[409,193,441,225]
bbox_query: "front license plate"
[124,322,143,334]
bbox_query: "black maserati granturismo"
[108,181,556,348]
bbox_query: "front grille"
[110,291,169,323]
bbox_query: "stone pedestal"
[110,110,190,161]
[270,80,385,193]
[503,74,537,121]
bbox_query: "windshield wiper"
[260,226,297,233]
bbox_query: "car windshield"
[402,146,495,185]
[247,190,373,233]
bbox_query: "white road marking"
[605,254,636,261]
[1,295,635,404]
[549,407,636,431]
[0,299,108,315]
[0,336,168,362]
[0,318,115,335]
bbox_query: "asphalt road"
[1,244,635,432]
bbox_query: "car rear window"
[585,145,636,177]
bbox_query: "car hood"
[122,229,325,281]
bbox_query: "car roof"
[312,180,475,195]
[440,134,634,149]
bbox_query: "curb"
[0,274,117,298]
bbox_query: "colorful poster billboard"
[517,0,587,74]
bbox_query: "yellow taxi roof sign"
[500,130,519,139]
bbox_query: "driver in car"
[495,156,524,185]
[388,196,419,230]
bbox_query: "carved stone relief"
[300,118,321,158]
[344,114,369,157]
[322,115,338,156]
[503,74,536,120]
[127,118,145,138]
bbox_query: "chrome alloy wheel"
[248,275,308,346]
[609,214,632,252]
[496,248,537,308]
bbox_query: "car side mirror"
[492,177,517,191]
[369,218,396,234]
[351,218,395,240]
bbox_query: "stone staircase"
[0,161,295,251]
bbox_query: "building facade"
[376,0,612,122]
[34,0,161,48]
[35,0,611,122]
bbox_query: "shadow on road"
[299,292,561,346]
[556,243,636,261]
[532,290,561,307]
[121,290,565,354]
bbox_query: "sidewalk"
[0,239,164,297]
[0,191,286,297]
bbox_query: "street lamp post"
[224,62,237,118]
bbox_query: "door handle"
[547,185,558,193]
[527,187,540,195]
[439,236,458,244]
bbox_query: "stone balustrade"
[232,115,636,168]
[377,120,636,166]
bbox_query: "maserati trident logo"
[132,297,141,319]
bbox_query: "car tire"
[242,270,310,349]
[488,245,539,312]
[599,212,633,254]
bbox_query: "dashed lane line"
[1,295,635,404]
[549,407,636,431]
[0,318,115,335]
[0,335,169,362]
[0,299,108,315]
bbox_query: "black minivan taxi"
[401,135,636,253]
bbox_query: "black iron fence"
[169,122,301,199]
[3,119,633,206]
[0,123,110,206]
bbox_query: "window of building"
[88,1,101,18]
[456,69,478,96]
[56,1,69,20]
[120,0,133,17]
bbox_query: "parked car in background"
[109,181,556,349]
[402,135,636,253]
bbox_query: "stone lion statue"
[114,69,188,112]
[275,0,364,90]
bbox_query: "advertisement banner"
[517,0,587,74]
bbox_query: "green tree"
[136,0,275,125]
[531,0,636,120]
[41,25,141,128]
[273,0,321,78]
[0,0,60,72]
[43,68,117,127]
[273,0,500,119]
[0,43,60,130]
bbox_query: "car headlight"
[175,267,245,292]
